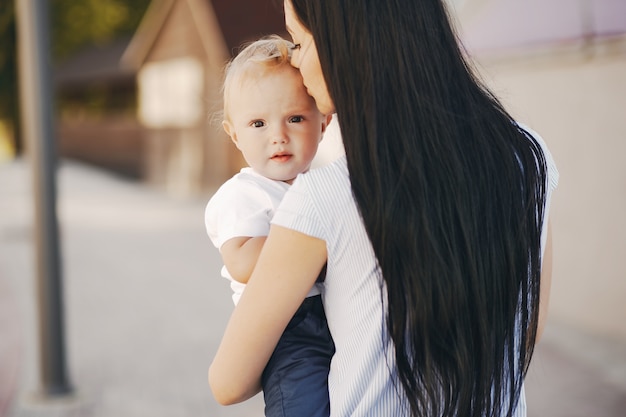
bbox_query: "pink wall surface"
[458,0,626,54]
[592,0,626,35]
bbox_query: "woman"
[209,0,559,416]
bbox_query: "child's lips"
[271,152,292,163]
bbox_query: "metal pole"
[15,0,72,396]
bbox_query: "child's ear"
[320,114,333,138]
[222,120,239,148]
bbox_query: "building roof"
[211,0,286,55]
[56,0,287,88]
[121,0,286,69]
[54,38,135,88]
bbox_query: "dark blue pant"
[261,295,335,417]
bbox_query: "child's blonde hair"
[223,35,295,121]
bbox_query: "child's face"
[224,66,330,184]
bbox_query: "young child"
[204,36,334,417]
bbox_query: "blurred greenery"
[0,0,151,153]
[0,2,19,151]
[50,0,151,59]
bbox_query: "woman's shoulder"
[287,156,350,207]
[278,156,352,220]
[517,123,559,190]
[212,168,288,199]
[299,155,349,189]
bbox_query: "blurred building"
[55,38,143,178]
[452,0,626,343]
[56,0,286,194]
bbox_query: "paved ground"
[1,159,625,417]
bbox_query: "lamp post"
[15,0,72,396]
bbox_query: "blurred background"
[1,0,625,416]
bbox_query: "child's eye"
[289,116,304,123]
[250,120,265,128]
[291,43,301,51]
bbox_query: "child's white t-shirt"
[205,167,321,304]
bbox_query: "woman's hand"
[209,225,327,405]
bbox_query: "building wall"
[455,0,626,54]
[139,0,241,195]
[474,38,626,342]
[58,117,145,178]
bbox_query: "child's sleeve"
[205,180,273,250]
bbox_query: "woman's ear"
[223,120,239,148]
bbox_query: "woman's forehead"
[283,0,299,34]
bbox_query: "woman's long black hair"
[288,0,548,416]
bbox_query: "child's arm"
[220,236,267,284]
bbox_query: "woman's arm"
[209,225,327,405]
[536,221,553,342]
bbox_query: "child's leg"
[261,295,334,417]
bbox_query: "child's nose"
[271,127,289,144]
